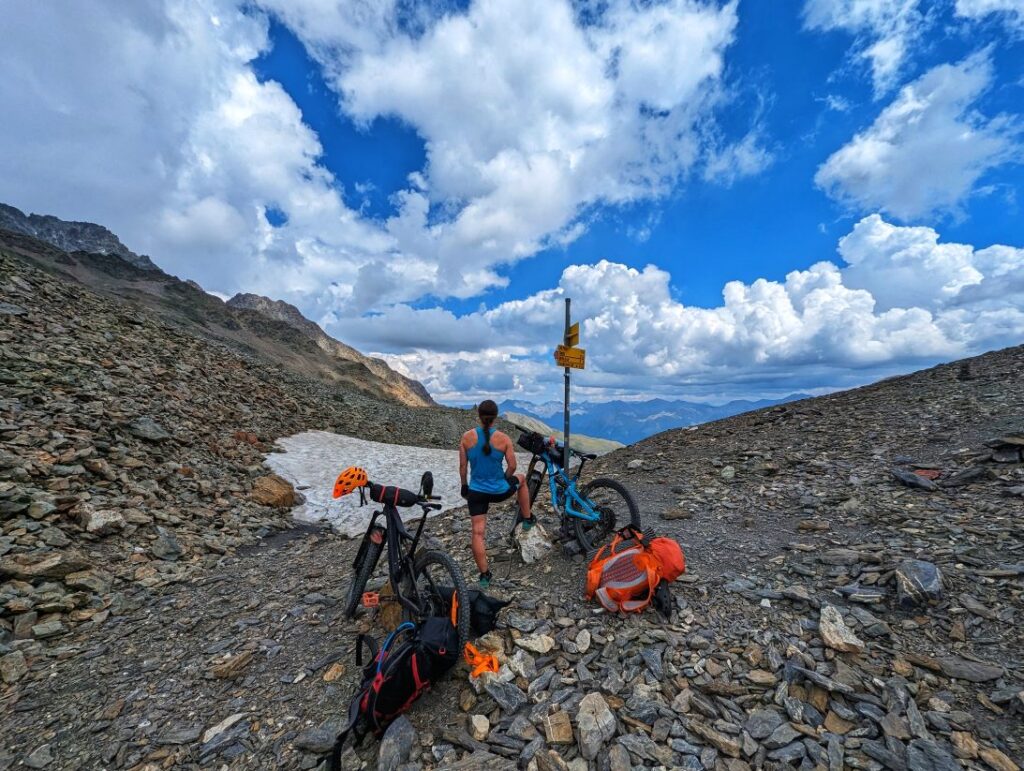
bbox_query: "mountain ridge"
[0,202,157,271]
[226,293,434,407]
[0,203,434,407]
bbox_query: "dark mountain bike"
[339,471,470,649]
[515,430,641,551]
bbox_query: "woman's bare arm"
[501,432,517,475]
[459,433,469,486]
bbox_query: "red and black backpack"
[328,618,458,769]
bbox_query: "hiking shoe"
[521,517,534,532]
[479,570,493,589]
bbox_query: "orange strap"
[450,592,459,626]
[463,643,499,678]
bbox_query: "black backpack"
[329,618,459,770]
[436,587,510,637]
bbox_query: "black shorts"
[467,477,518,516]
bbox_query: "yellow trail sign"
[566,322,580,347]
[554,344,585,369]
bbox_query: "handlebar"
[365,481,442,509]
[545,442,597,462]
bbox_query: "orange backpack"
[585,528,660,613]
[585,529,686,613]
[649,537,686,581]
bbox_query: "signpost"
[554,299,585,470]
[553,345,585,369]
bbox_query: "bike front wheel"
[406,550,471,650]
[573,477,641,552]
[343,539,383,619]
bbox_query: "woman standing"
[459,400,533,588]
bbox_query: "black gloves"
[461,484,470,499]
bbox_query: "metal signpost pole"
[563,299,571,471]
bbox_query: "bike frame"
[358,502,432,617]
[534,452,601,523]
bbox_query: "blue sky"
[2,0,1023,404]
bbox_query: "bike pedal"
[361,591,380,608]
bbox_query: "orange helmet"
[333,466,368,498]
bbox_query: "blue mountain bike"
[515,429,640,551]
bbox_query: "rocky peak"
[0,202,157,271]
[227,291,435,407]
[226,293,315,332]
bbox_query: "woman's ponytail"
[477,399,499,456]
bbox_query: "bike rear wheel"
[573,477,641,552]
[343,539,383,619]
[406,550,471,650]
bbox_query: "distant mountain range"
[500,411,623,456]
[499,395,812,445]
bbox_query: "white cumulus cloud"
[0,0,395,298]
[1,0,768,314]
[259,0,767,303]
[815,52,1022,220]
[802,0,924,94]
[352,215,1024,402]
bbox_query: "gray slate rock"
[906,738,959,771]
[892,467,937,491]
[379,715,417,771]
[937,657,1003,682]
[745,709,784,739]
[896,560,944,609]
[485,681,527,713]
[294,720,345,754]
[129,416,171,442]
[152,526,183,560]
[24,744,53,769]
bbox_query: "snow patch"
[264,430,529,536]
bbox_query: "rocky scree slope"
[0,245,473,661]
[0,221,431,407]
[227,292,433,407]
[0,202,157,271]
[0,338,1016,771]
[321,345,1023,771]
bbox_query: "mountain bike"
[340,471,470,649]
[515,430,641,552]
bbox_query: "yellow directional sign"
[566,322,580,347]
[554,344,585,369]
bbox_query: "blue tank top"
[468,427,510,494]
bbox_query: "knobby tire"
[343,540,382,619]
[573,477,641,552]
[408,550,471,651]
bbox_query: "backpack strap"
[355,634,379,667]
[625,551,660,612]
[617,524,645,544]
[328,686,368,771]
[377,623,415,670]
[585,540,612,599]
